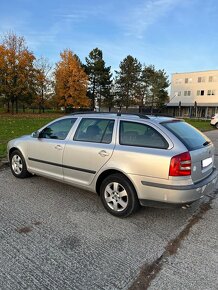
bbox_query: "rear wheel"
[100,174,139,217]
[215,123,218,129]
[10,150,31,178]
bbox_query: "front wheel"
[10,150,31,178]
[215,123,218,129]
[100,174,139,217]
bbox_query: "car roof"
[63,112,178,123]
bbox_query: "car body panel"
[7,113,218,207]
[210,113,218,127]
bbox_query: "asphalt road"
[0,131,217,290]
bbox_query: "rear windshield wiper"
[203,141,211,146]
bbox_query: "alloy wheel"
[104,182,128,212]
[11,154,23,175]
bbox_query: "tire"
[215,123,218,129]
[100,173,139,217]
[10,150,31,178]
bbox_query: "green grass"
[0,114,215,159]
[184,118,214,132]
[0,113,63,159]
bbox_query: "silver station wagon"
[7,113,217,217]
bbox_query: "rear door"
[63,118,116,186]
[112,120,173,180]
[162,120,215,183]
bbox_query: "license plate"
[202,157,212,168]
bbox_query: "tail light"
[169,152,191,176]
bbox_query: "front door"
[28,118,77,180]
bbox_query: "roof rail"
[116,112,150,119]
[70,111,150,119]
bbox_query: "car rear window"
[162,121,209,151]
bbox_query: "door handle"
[98,150,109,157]
[55,145,63,150]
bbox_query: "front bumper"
[137,168,218,206]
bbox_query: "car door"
[63,117,116,186]
[111,120,173,179]
[27,118,77,180]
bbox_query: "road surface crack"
[129,190,218,290]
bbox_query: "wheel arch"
[9,147,22,158]
[95,169,137,196]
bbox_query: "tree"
[35,56,53,113]
[139,65,170,114]
[85,48,112,110]
[115,55,141,111]
[54,49,89,111]
[151,69,169,111]
[0,32,36,113]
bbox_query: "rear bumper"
[137,168,218,206]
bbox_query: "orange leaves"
[0,32,36,112]
[54,49,90,109]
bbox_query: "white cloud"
[122,0,181,38]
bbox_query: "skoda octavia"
[7,113,217,217]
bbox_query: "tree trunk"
[7,102,10,113]
[15,97,18,113]
[11,98,14,114]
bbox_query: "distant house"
[167,70,218,117]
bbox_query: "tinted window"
[120,121,168,149]
[162,121,208,150]
[74,118,114,143]
[39,118,76,140]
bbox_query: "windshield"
[162,120,210,151]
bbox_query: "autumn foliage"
[54,50,90,110]
[0,32,169,114]
[0,33,35,113]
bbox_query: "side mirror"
[31,130,40,138]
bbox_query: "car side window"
[120,121,168,149]
[39,118,77,140]
[74,118,114,144]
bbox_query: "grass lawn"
[184,118,214,132]
[0,113,215,159]
[0,113,63,159]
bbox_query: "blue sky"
[0,0,218,78]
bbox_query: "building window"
[208,90,216,95]
[175,78,182,84]
[201,90,204,96]
[175,91,181,96]
[185,78,192,84]
[184,91,191,96]
[209,76,217,82]
[198,77,205,83]
[197,90,200,96]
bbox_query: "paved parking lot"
[0,130,217,290]
[0,166,204,290]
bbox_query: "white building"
[167,70,218,117]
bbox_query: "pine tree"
[115,55,141,111]
[85,48,112,110]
